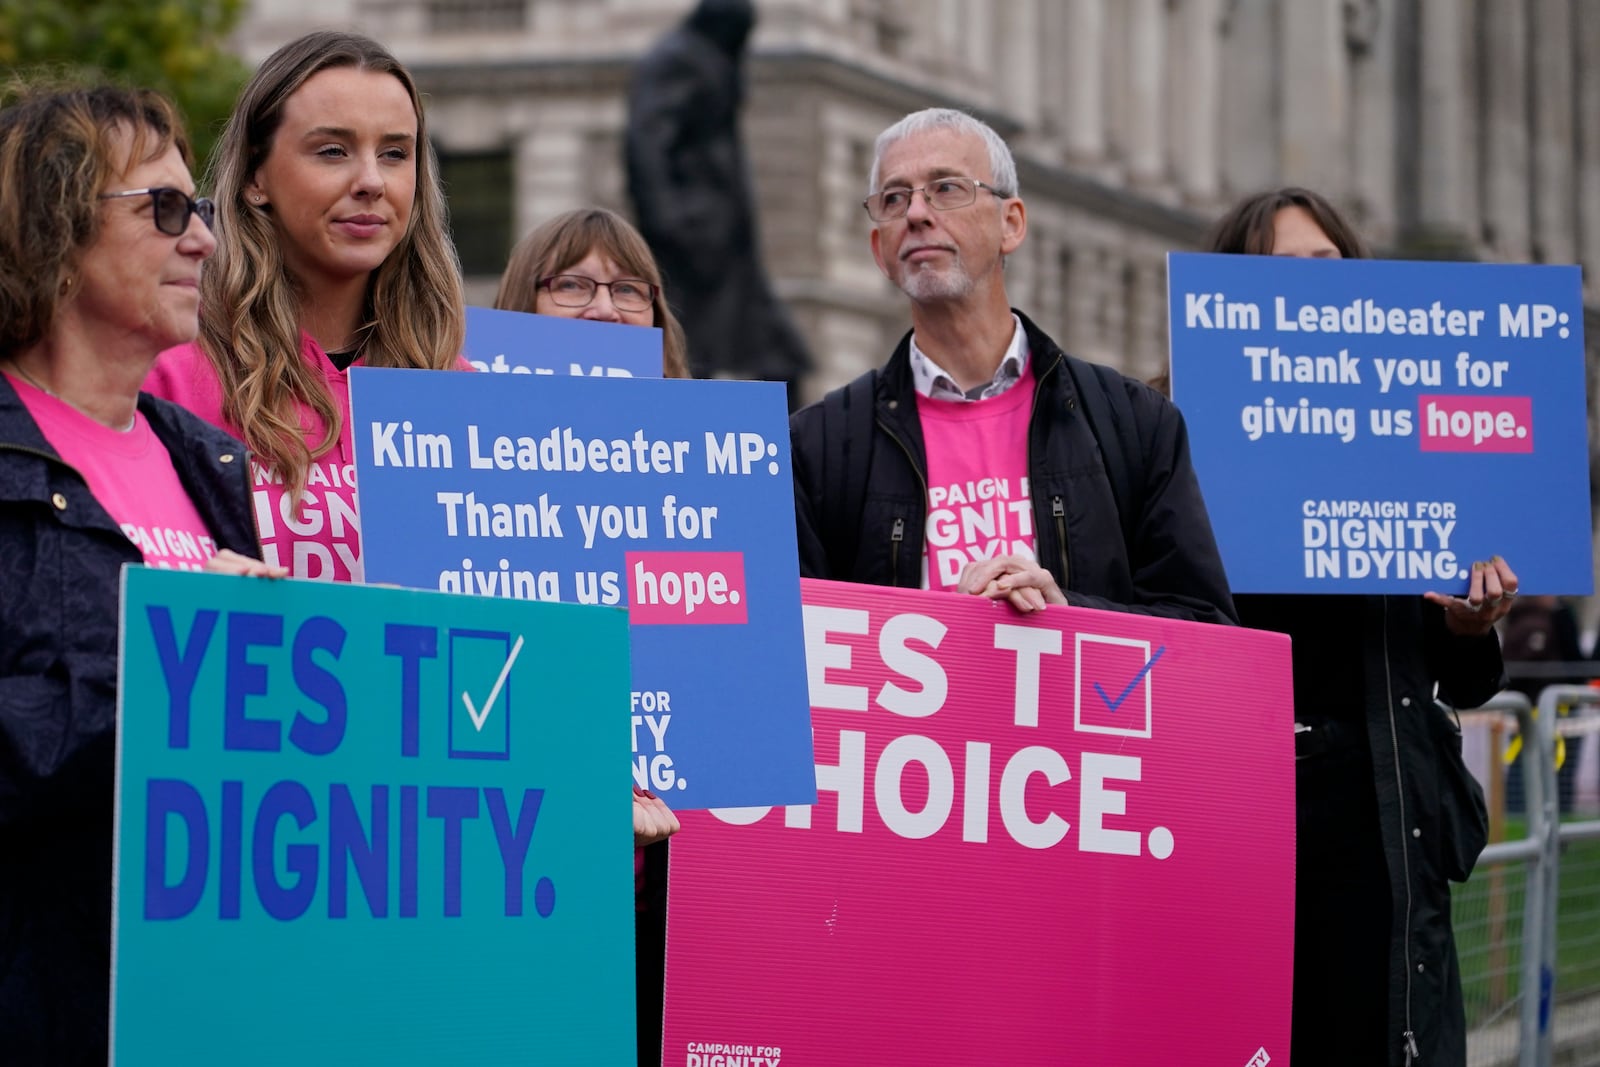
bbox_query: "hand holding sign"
[203,548,289,579]
[1425,555,1520,636]
[633,785,681,848]
[956,554,1068,613]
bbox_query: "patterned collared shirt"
[908,314,1029,402]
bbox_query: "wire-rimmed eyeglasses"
[863,177,1007,222]
[538,274,657,313]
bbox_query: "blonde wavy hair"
[197,30,464,499]
[494,207,690,379]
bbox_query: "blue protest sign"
[463,305,662,377]
[113,568,634,1065]
[1168,253,1592,594]
[350,368,818,811]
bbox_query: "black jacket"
[791,311,1236,625]
[1244,592,1500,1066]
[0,376,257,1064]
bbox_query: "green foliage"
[0,0,250,172]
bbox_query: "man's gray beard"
[900,261,975,302]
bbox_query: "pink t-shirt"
[7,372,217,570]
[915,362,1038,592]
[148,337,362,582]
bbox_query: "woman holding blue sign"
[496,206,684,1067]
[0,83,283,1063]
[1206,187,1517,1067]
[147,30,467,582]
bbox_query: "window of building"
[851,0,911,57]
[427,0,525,33]
[437,148,515,278]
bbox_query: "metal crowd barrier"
[1461,686,1600,1067]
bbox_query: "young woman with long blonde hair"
[147,30,466,581]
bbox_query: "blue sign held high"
[350,367,818,811]
[462,305,662,378]
[113,567,634,1065]
[1168,253,1592,594]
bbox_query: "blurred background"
[5,0,1599,606]
[269,0,1600,636]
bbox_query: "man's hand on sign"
[204,548,290,579]
[1425,555,1519,636]
[957,555,1069,614]
[634,785,681,848]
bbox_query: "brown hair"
[1203,187,1371,259]
[1150,187,1370,400]
[494,207,690,379]
[197,30,464,502]
[0,82,189,357]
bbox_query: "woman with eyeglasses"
[495,206,690,379]
[495,206,685,1067]
[0,83,281,1062]
[147,30,466,581]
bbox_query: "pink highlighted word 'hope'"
[1418,394,1534,453]
[627,550,748,624]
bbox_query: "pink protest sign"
[663,579,1294,1067]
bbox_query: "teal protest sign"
[112,568,634,1064]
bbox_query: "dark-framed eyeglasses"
[538,274,657,313]
[863,176,1007,221]
[98,187,216,237]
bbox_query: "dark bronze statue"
[626,0,812,399]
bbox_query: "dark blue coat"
[0,375,257,1064]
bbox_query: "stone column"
[1094,247,1127,367]
[1420,0,1465,241]
[936,0,964,70]
[513,121,585,240]
[1482,0,1531,260]
[1035,232,1067,343]
[994,0,1042,129]
[1531,0,1577,264]
[1218,0,1276,195]
[1059,241,1097,358]
[1128,257,1166,381]
[961,0,999,106]
[1349,0,1399,246]
[1279,0,1348,193]
[1577,0,1600,296]
[1125,0,1165,185]
[1172,0,1222,203]
[1061,0,1106,164]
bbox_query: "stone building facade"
[240,0,1600,589]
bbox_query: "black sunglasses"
[98,187,216,237]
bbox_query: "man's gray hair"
[867,108,1019,199]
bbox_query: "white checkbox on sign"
[1074,633,1159,739]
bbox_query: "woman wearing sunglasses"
[147,30,466,581]
[495,206,686,1067]
[0,84,281,1062]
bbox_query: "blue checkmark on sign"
[1092,645,1166,712]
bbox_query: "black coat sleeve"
[789,404,829,581]
[1423,602,1507,710]
[1065,385,1238,626]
